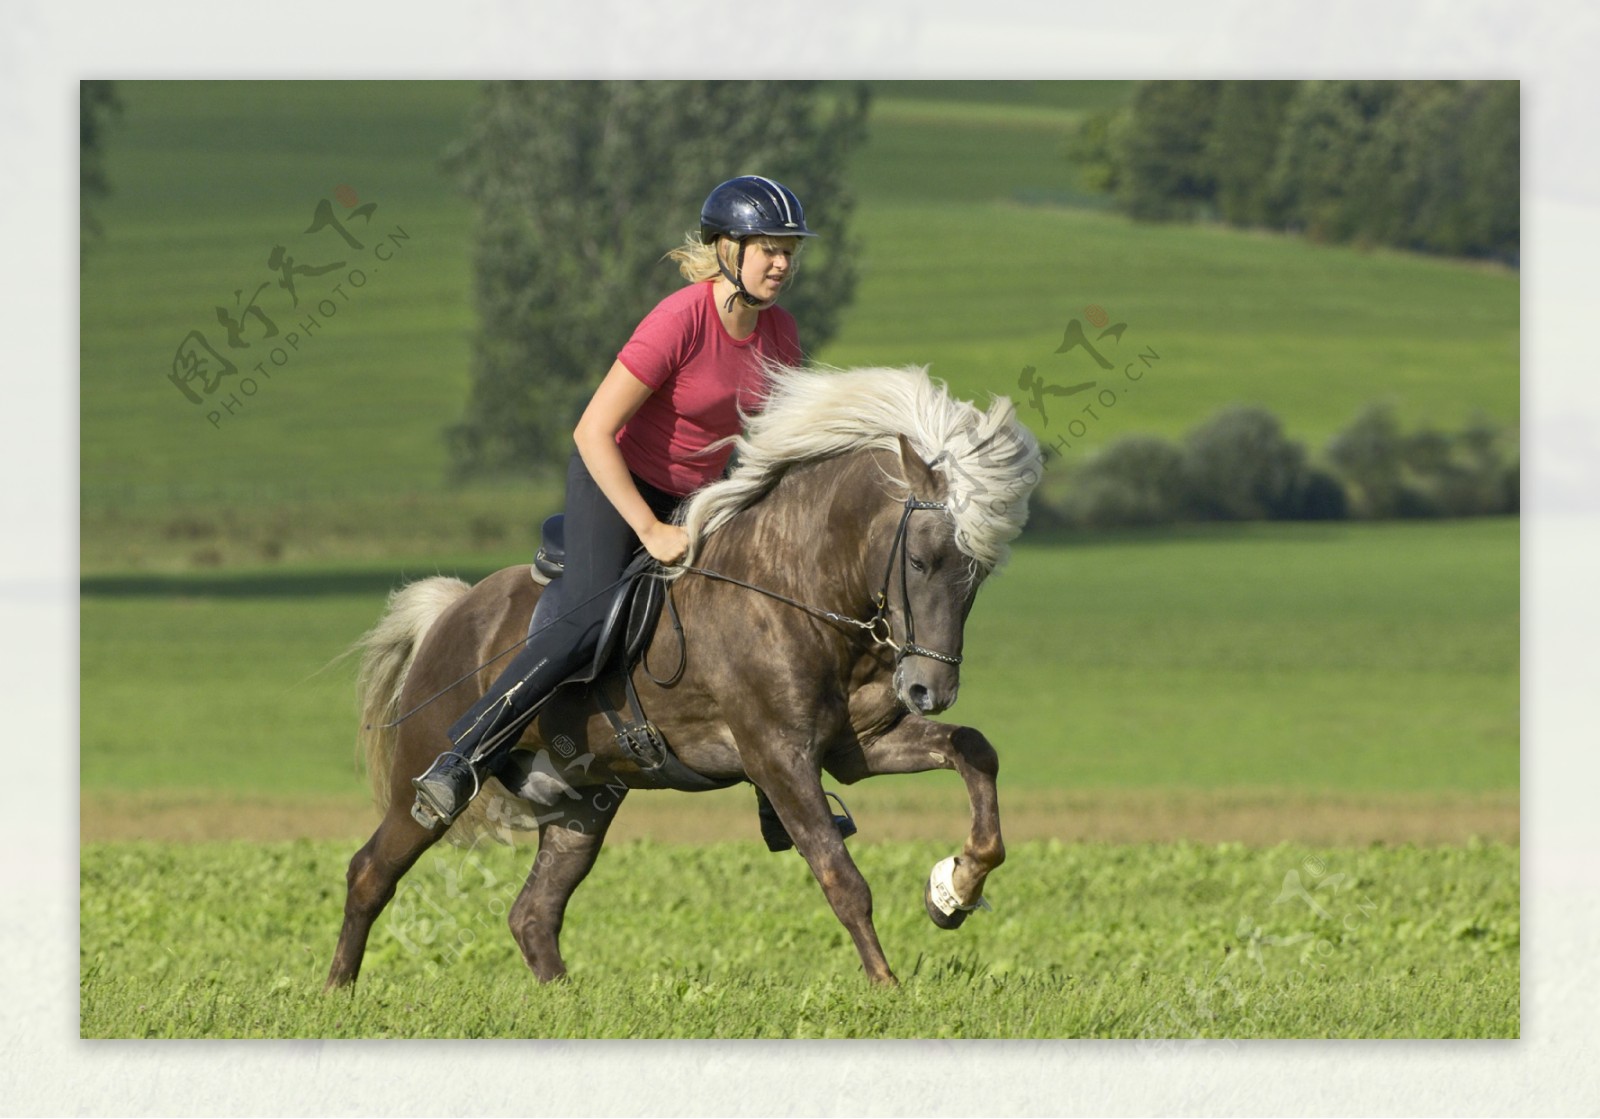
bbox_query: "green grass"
[80,520,1518,799]
[80,80,1517,564]
[79,837,1518,1038]
[830,203,1517,452]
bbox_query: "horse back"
[402,565,540,723]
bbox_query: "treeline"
[1073,81,1519,264]
[1042,404,1518,530]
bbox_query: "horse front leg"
[744,744,898,986]
[826,715,1004,929]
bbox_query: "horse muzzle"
[898,670,959,715]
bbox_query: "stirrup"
[757,790,858,852]
[409,753,480,830]
[827,791,858,841]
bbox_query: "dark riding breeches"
[446,450,682,760]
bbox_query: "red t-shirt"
[616,281,803,496]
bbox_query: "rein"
[674,495,963,667]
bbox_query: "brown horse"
[325,365,1042,988]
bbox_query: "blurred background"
[78,81,1518,847]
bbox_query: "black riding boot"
[410,624,597,830]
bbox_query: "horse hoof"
[923,855,982,930]
[924,877,970,930]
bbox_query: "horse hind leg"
[507,786,627,982]
[325,799,444,991]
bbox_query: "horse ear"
[897,433,940,492]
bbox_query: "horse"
[325,365,1043,989]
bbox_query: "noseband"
[675,494,964,668]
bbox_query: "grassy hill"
[80,80,1517,571]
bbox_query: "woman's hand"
[641,520,690,565]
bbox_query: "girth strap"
[592,670,739,793]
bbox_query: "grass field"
[78,82,1519,1039]
[80,838,1517,1039]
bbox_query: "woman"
[411,175,813,829]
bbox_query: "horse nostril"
[908,683,931,712]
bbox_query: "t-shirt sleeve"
[618,301,696,390]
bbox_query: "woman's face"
[731,236,800,303]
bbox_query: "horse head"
[880,434,973,715]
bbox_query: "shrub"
[1062,436,1187,528]
[1181,405,1312,521]
[1325,405,1516,518]
[1325,403,1406,517]
[1284,468,1350,521]
[1502,460,1520,515]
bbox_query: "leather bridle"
[674,494,964,668]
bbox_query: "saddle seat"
[527,514,661,670]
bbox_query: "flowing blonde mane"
[679,364,1043,572]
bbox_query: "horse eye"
[909,555,928,574]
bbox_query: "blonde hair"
[679,363,1043,574]
[666,234,803,284]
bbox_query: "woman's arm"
[573,360,690,563]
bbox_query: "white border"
[10,0,1598,1113]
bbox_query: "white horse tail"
[352,576,471,813]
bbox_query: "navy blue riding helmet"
[699,176,817,311]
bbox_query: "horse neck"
[698,449,889,614]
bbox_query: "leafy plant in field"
[1060,435,1187,528]
[80,839,1519,1040]
[1043,401,1514,530]
[1180,405,1314,522]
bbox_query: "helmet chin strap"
[716,238,772,314]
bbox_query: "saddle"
[505,514,738,794]
[509,515,855,851]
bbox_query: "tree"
[1067,106,1129,197]
[1115,81,1222,221]
[1083,80,1517,264]
[1457,81,1520,263]
[1207,81,1298,228]
[1368,81,1518,261]
[1269,81,1400,242]
[445,81,871,479]
[80,80,122,259]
